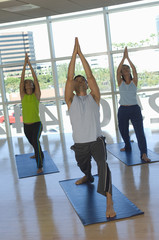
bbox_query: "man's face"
[74,76,88,93]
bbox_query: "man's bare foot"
[106,192,116,218]
[142,153,151,162]
[30,155,35,159]
[37,168,43,174]
[106,204,116,218]
[75,176,88,185]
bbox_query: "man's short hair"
[73,75,88,84]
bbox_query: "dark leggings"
[71,136,112,196]
[118,105,147,155]
[24,122,44,168]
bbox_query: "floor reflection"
[34,175,60,240]
[0,128,158,240]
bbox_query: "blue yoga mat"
[59,175,144,225]
[107,142,159,166]
[15,150,59,178]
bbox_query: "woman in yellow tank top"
[20,53,44,174]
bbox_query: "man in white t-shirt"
[65,37,116,218]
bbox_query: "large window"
[109,5,159,50]
[0,1,159,139]
[51,13,107,58]
[0,23,50,61]
[113,49,159,90]
[3,62,55,102]
[57,54,111,97]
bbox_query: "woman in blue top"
[117,47,150,162]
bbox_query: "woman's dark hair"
[121,64,133,82]
[24,80,35,94]
[121,74,133,82]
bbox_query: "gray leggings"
[71,136,112,196]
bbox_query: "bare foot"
[106,204,116,218]
[142,153,151,162]
[120,147,131,152]
[75,176,88,185]
[106,192,116,218]
[37,168,43,174]
[120,147,126,152]
[30,155,35,159]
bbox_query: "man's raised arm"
[77,39,100,105]
[65,38,78,109]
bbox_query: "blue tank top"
[69,94,102,143]
[119,81,138,105]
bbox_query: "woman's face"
[24,80,34,94]
[121,65,130,76]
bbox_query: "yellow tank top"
[22,93,40,123]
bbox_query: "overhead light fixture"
[0,0,13,2]
[2,4,40,12]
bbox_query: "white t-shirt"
[69,94,102,143]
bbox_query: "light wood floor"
[0,128,159,240]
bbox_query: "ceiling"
[0,0,144,25]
